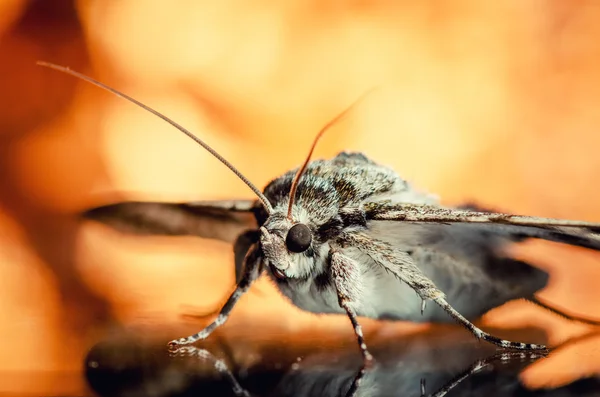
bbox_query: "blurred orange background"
[1,1,600,395]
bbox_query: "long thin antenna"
[37,61,273,214]
[286,88,377,220]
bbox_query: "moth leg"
[338,232,548,352]
[433,296,548,351]
[181,230,264,322]
[331,251,374,364]
[168,244,263,347]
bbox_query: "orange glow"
[2,1,600,394]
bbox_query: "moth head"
[260,214,317,280]
[256,90,374,282]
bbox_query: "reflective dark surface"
[83,323,600,397]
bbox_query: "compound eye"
[285,223,312,253]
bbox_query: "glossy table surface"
[82,321,600,396]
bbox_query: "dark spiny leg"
[168,244,263,347]
[331,251,374,364]
[433,296,548,352]
[170,346,250,397]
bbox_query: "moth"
[39,62,600,363]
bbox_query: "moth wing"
[83,199,258,243]
[364,202,600,251]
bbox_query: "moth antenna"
[286,88,377,221]
[37,61,273,214]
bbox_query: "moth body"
[254,152,547,323]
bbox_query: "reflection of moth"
[169,346,547,397]
[41,62,600,362]
[86,330,599,397]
